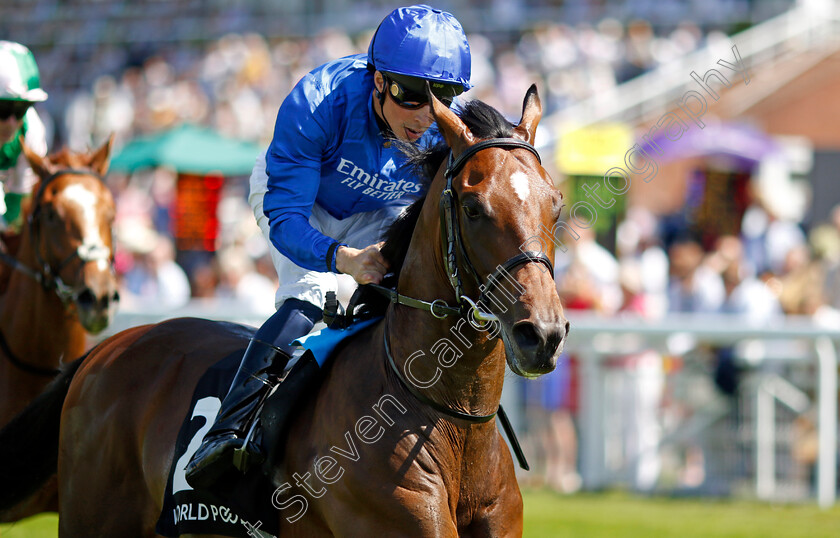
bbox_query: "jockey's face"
[373,71,434,143]
[0,100,27,144]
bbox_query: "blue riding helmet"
[367,4,471,91]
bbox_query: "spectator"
[741,191,806,277]
[667,236,724,313]
[777,244,823,316]
[118,222,191,309]
[707,235,782,324]
[216,245,277,316]
[555,226,621,314]
[811,204,840,312]
[617,206,669,318]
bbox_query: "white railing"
[562,312,839,508]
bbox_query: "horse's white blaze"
[63,184,108,254]
[511,171,530,202]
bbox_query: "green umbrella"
[110,124,262,175]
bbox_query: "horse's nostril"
[512,322,541,352]
[77,289,95,307]
[112,291,121,304]
[565,320,570,336]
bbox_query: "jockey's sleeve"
[263,73,341,273]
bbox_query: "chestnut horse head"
[396,84,568,379]
[18,138,119,334]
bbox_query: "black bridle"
[0,168,111,377]
[440,138,554,320]
[372,138,554,323]
[381,137,553,469]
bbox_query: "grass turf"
[3,489,840,537]
[522,489,840,537]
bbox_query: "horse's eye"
[462,201,482,221]
[43,207,58,224]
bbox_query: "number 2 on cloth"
[172,396,222,494]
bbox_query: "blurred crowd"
[50,19,719,150]
[35,19,737,312]
[64,18,836,327]
[554,197,840,324]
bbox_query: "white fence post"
[755,380,775,500]
[816,337,838,509]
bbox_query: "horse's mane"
[353,100,515,315]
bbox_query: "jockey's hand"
[336,242,389,285]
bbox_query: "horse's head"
[421,86,569,377]
[20,138,119,334]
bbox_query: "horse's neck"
[387,308,506,415]
[388,237,507,419]
[0,244,84,363]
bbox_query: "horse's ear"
[427,82,474,154]
[512,84,542,145]
[89,134,114,176]
[20,136,53,180]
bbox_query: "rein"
[383,321,530,469]
[383,320,496,423]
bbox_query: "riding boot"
[185,298,322,489]
[183,338,286,488]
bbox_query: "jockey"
[185,4,471,487]
[0,41,48,233]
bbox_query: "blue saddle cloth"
[293,317,381,366]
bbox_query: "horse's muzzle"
[508,318,569,376]
[76,287,120,334]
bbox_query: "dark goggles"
[0,100,31,121]
[386,76,454,109]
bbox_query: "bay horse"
[0,137,119,522]
[0,87,567,536]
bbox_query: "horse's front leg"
[458,487,523,538]
[279,468,459,537]
[324,488,459,538]
[457,440,524,538]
